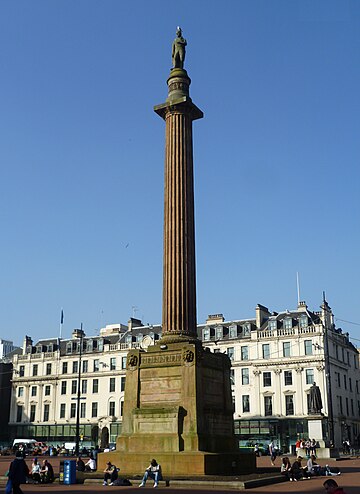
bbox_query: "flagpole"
[60,308,64,339]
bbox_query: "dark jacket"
[8,457,29,484]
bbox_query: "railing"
[256,325,321,339]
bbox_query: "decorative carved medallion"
[127,353,138,370]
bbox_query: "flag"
[60,310,64,325]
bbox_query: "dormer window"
[87,339,93,351]
[203,328,210,341]
[136,333,143,342]
[36,346,42,354]
[229,324,238,339]
[125,334,133,344]
[215,326,223,340]
[268,320,277,330]
[242,323,251,336]
[284,318,292,329]
[66,343,72,354]
[299,315,308,328]
[98,339,104,351]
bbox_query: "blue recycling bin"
[63,459,76,485]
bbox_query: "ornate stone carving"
[274,368,282,375]
[183,349,195,364]
[295,366,303,373]
[253,369,261,376]
[127,353,138,370]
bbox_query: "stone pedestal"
[308,417,339,458]
[99,343,255,475]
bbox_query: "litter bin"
[59,459,76,485]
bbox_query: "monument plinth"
[99,29,255,476]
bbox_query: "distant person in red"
[323,479,347,494]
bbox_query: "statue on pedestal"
[172,27,187,69]
[309,382,323,415]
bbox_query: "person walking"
[268,440,276,466]
[139,459,162,488]
[7,451,29,494]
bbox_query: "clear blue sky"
[1,0,359,347]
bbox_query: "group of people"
[102,458,162,487]
[76,455,97,472]
[295,437,318,457]
[5,452,54,494]
[281,455,341,481]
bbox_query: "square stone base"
[98,451,256,476]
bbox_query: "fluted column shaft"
[162,109,196,340]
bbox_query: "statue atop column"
[309,382,323,414]
[172,26,187,69]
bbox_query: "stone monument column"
[155,68,203,343]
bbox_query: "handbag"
[5,478,13,494]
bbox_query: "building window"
[61,381,67,395]
[30,405,36,422]
[120,401,124,417]
[241,346,249,361]
[73,361,78,374]
[242,323,251,336]
[82,360,88,373]
[264,396,272,416]
[215,326,223,340]
[344,375,347,390]
[346,397,349,416]
[93,379,99,394]
[19,366,25,377]
[110,358,116,370]
[32,364,38,377]
[46,363,52,375]
[121,357,127,369]
[351,399,354,416]
[354,355,358,369]
[337,396,343,415]
[304,340,313,356]
[44,385,51,396]
[203,328,210,341]
[299,315,308,328]
[62,362,68,374]
[31,386,37,397]
[227,347,234,360]
[262,344,270,359]
[60,404,66,419]
[230,369,235,386]
[283,342,291,357]
[335,345,339,359]
[43,404,50,422]
[349,378,352,392]
[94,359,100,372]
[121,377,126,392]
[284,318,292,329]
[285,395,294,415]
[18,387,24,398]
[335,372,341,387]
[306,369,314,385]
[109,401,115,416]
[242,395,250,413]
[80,402,86,418]
[70,403,76,418]
[92,402,98,418]
[81,380,87,394]
[241,368,249,385]
[263,372,272,387]
[284,371,292,386]
[229,325,238,339]
[347,352,350,366]
[109,377,116,392]
[71,380,77,394]
[268,320,277,330]
[16,405,23,422]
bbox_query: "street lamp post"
[75,325,83,456]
